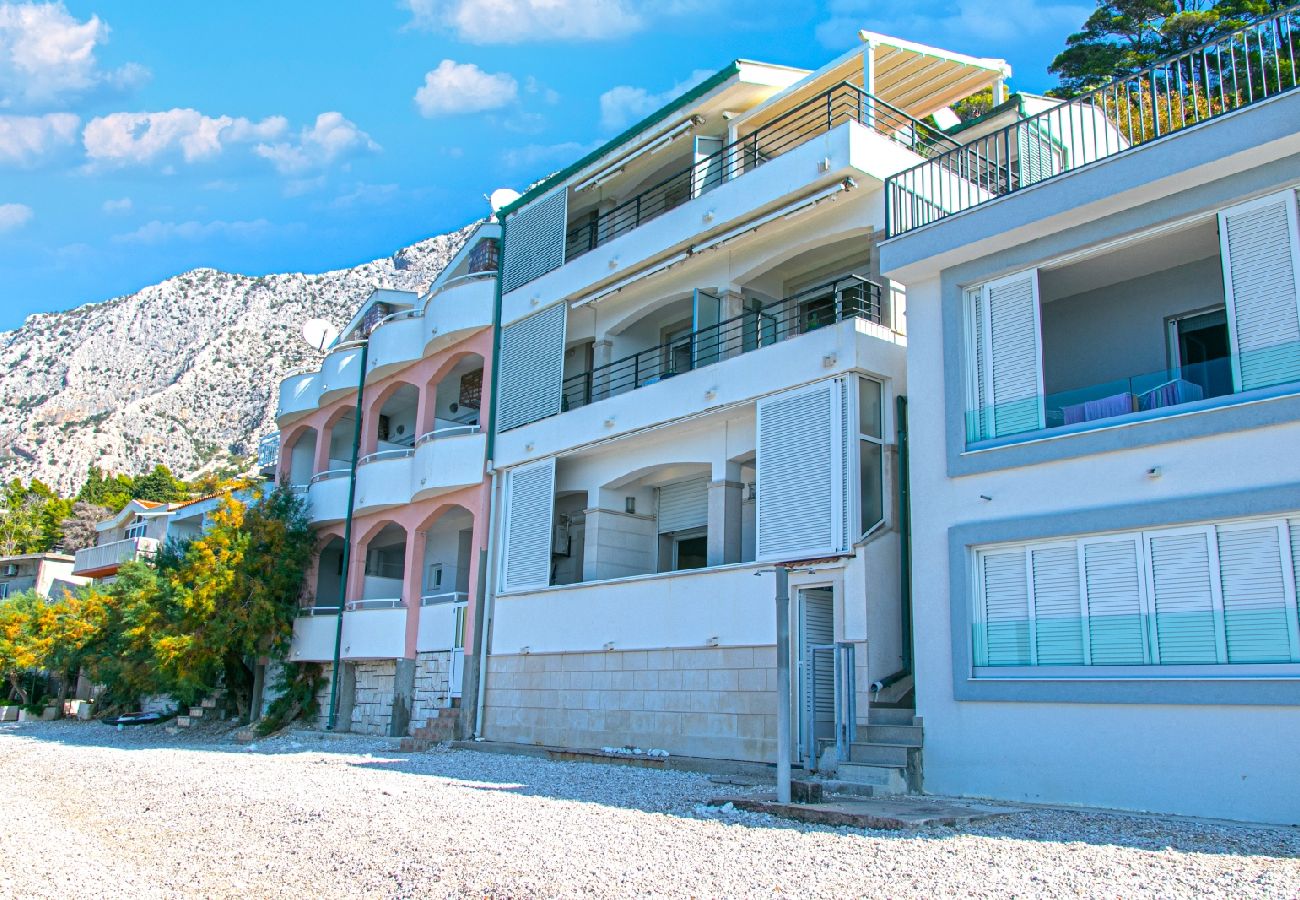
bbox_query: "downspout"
[895,394,913,676]
[326,340,368,730]
[473,217,508,739]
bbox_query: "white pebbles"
[0,720,1295,899]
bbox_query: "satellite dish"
[489,188,521,213]
[301,319,339,352]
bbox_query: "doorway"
[797,587,835,767]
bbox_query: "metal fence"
[566,82,959,261]
[886,6,1300,236]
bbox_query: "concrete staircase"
[820,706,922,795]
[398,704,460,752]
[176,689,227,729]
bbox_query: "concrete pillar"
[707,480,744,566]
[391,658,415,737]
[313,423,334,476]
[402,528,427,658]
[720,290,745,359]
[335,662,357,733]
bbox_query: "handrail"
[565,82,957,262]
[357,448,414,466]
[556,274,885,416]
[298,605,342,617]
[310,468,351,484]
[414,424,481,447]
[420,591,470,606]
[885,5,1300,236]
[421,270,497,307]
[376,308,423,327]
[346,598,406,611]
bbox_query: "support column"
[313,426,334,476]
[334,662,357,733]
[391,658,415,737]
[720,289,745,360]
[402,529,427,659]
[707,480,744,567]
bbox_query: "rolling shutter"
[1030,545,1085,665]
[496,303,567,432]
[756,380,847,561]
[964,289,991,442]
[985,270,1045,436]
[656,477,709,534]
[978,549,1031,666]
[1218,191,1300,391]
[500,459,556,593]
[1082,537,1148,665]
[1146,529,1221,664]
[1216,522,1296,663]
[501,188,568,294]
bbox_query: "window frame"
[855,376,886,539]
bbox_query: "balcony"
[365,274,494,381]
[306,469,352,525]
[290,606,339,662]
[417,592,467,653]
[562,276,883,412]
[257,432,280,475]
[72,537,159,578]
[886,7,1300,235]
[353,429,487,514]
[341,604,408,660]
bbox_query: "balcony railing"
[297,605,341,617]
[886,5,1300,236]
[561,275,884,412]
[72,537,159,575]
[565,82,959,262]
[967,340,1300,444]
[346,598,406,611]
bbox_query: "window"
[1167,307,1232,400]
[858,378,885,536]
[972,514,1300,673]
[126,517,148,540]
[365,545,405,580]
[672,529,708,571]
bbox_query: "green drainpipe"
[484,218,507,465]
[896,394,913,675]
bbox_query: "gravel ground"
[1,721,1297,899]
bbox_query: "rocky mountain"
[0,224,477,494]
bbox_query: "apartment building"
[275,224,499,736]
[878,11,1300,824]
[0,553,87,600]
[477,36,1009,785]
[71,496,223,581]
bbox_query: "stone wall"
[411,651,453,730]
[350,661,397,735]
[482,645,777,762]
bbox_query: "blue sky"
[0,0,1090,331]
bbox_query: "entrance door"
[450,599,467,697]
[797,588,835,767]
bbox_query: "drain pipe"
[895,394,913,677]
[473,216,507,739]
[774,565,792,804]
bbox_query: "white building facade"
[479,39,1009,783]
[879,12,1300,824]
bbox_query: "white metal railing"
[288,483,309,494]
[420,271,496,307]
[297,605,342,617]
[346,598,406,611]
[420,591,469,606]
[310,468,350,484]
[357,448,415,466]
[72,537,159,575]
[258,432,280,469]
[376,308,423,327]
[414,424,481,447]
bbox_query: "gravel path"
[1,721,1296,899]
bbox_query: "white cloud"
[0,200,32,231]
[0,111,76,165]
[328,182,400,210]
[414,60,518,117]
[112,217,278,245]
[82,108,288,167]
[402,0,642,43]
[816,0,1087,53]
[599,69,713,132]
[500,139,597,171]
[254,112,380,175]
[0,2,148,109]
[100,196,131,214]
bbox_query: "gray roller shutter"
[496,303,567,432]
[500,459,556,593]
[501,188,568,294]
[656,477,708,534]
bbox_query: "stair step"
[188,707,205,718]
[836,762,909,795]
[176,716,192,728]
[868,707,916,726]
[437,707,460,719]
[201,698,217,709]
[847,742,912,767]
[862,724,923,747]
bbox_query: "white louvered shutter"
[1145,529,1222,664]
[501,188,568,293]
[984,270,1044,437]
[755,380,846,561]
[799,592,835,755]
[1030,544,1085,665]
[500,459,556,593]
[1081,536,1148,665]
[1218,191,1300,391]
[1215,522,1298,663]
[964,290,991,441]
[656,477,709,534]
[978,549,1031,666]
[496,303,567,432]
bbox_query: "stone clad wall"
[411,651,453,730]
[350,661,397,735]
[482,645,777,762]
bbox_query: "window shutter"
[1030,545,1084,664]
[500,459,556,593]
[496,303,567,432]
[756,380,846,561]
[964,290,991,442]
[501,188,568,294]
[1082,537,1148,665]
[656,477,709,534]
[978,549,1031,666]
[1146,529,1222,664]
[1218,191,1300,391]
[1016,127,1059,188]
[985,270,1044,437]
[1216,522,1298,663]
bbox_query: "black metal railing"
[886,5,1300,236]
[560,275,885,412]
[565,83,959,261]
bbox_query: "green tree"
[76,466,134,513]
[131,465,187,504]
[0,592,44,704]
